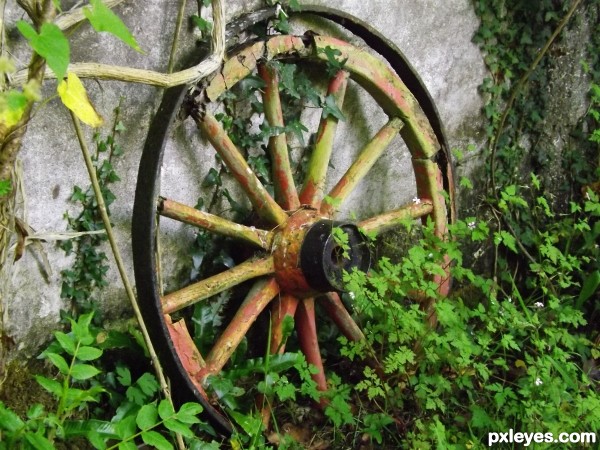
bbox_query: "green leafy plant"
[0,312,211,449]
[60,102,125,316]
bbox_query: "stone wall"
[2,0,488,357]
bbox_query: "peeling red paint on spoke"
[165,316,211,402]
[270,294,300,355]
[201,278,280,378]
[161,256,275,314]
[159,197,273,249]
[319,293,364,342]
[296,298,328,403]
[358,200,434,235]
[196,112,288,226]
[258,63,300,211]
[300,70,349,208]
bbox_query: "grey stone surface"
[2,0,488,357]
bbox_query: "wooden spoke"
[202,278,280,376]
[300,70,349,208]
[159,197,273,249]
[162,256,275,314]
[194,111,288,225]
[358,199,433,235]
[296,298,328,399]
[320,117,404,216]
[258,63,300,211]
[319,293,364,342]
[270,294,299,354]
[165,315,212,400]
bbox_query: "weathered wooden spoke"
[161,256,275,314]
[296,298,328,398]
[300,70,349,208]
[358,199,434,235]
[320,117,404,216]
[201,278,280,378]
[319,292,364,343]
[159,197,273,249]
[258,63,300,211]
[194,111,288,226]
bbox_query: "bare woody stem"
[12,0,226,88]
[69,110,179,427]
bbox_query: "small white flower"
[534,301,544,308]
[535,378,543,386]
[275,3,288,17]
[468,221,476,230]
[349,291,355,300]
[413,197,421,205]
[507,297,512,303]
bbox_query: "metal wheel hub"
[271,209,371,295]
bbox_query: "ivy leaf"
[319,46,348,77]
[202,168,222,188]
[191,15,212,33]
[285,119,308,146]
[58,73,103,127]
[321,94,345,121]
[17,21,70,80]
[84,0,143,53]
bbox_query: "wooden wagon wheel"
[132,6,455,434]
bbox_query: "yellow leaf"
[515,359,526,369]
[57,72,103,127]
